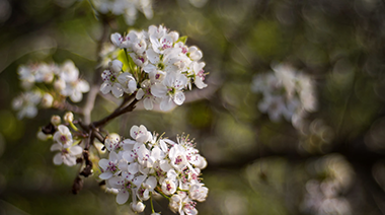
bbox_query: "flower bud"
[54,79,66,91]
[64,112,74,123]
[41,93,53,108]
[51,115,61,126]
[104,133,121,151]
[131,202,145,213]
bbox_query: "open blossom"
[104,25,208,111]
[99,125,208,215]
[50,125,82,166]
[12,91,41,119]
[13,60,90,119]
[91,0,153,26]
[251,63,317,127]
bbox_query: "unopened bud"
[54,79,66,91]
[51,115,61,126]
[131,202,145,213]
[41,93,53,108]
[64,112,74,123]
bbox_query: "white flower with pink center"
[99,151,121,180]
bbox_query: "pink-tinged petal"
[53,153,63,165]
[70,145,83,156]
[99,172,113,180]
[116,190,129,205]
[99,159,109,170]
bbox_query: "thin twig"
[92,98,139,128]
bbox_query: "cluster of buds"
[251,63,317,127]
[99,125,208,214]
[101,25,208,111]
[12,61,90,119]
[90,0,153,25]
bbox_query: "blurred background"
[1,0,385,214]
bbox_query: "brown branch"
[92,98,139,128]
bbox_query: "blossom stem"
[69,122,79,131]
[177,188,189,192]
[155,187,170,200]
[150,195,155,213]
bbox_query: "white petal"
[128,163,139,174]
[70,91,82,102]
[151,83,167,98]
[146,49,160,64]
[53,153,63,165]
[111,33,122,47]
[64,156,77,166]
[116,190,129,204]
[160,97,174,111]
[143,64,157,74]
[70,145,83,155]
[50,143,62,151]
[136,88,144,99]
[99,172,113,180]
[100,82,112,94]
[143,97,153,110]
[112,84,124,98]
[173,91,185,105]
[99,159,109,170]
[146,176,157,190]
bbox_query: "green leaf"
[117,49,136,72]
[177,36,188,44]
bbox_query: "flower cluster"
[301,155,353,215]
[99,125,208,214]
[101,25,208,111]
[90,0,153,26]
[251,63,317,127]
[12,61,89,119]
[38,113,83,167]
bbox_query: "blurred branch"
[83,17,111,124]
